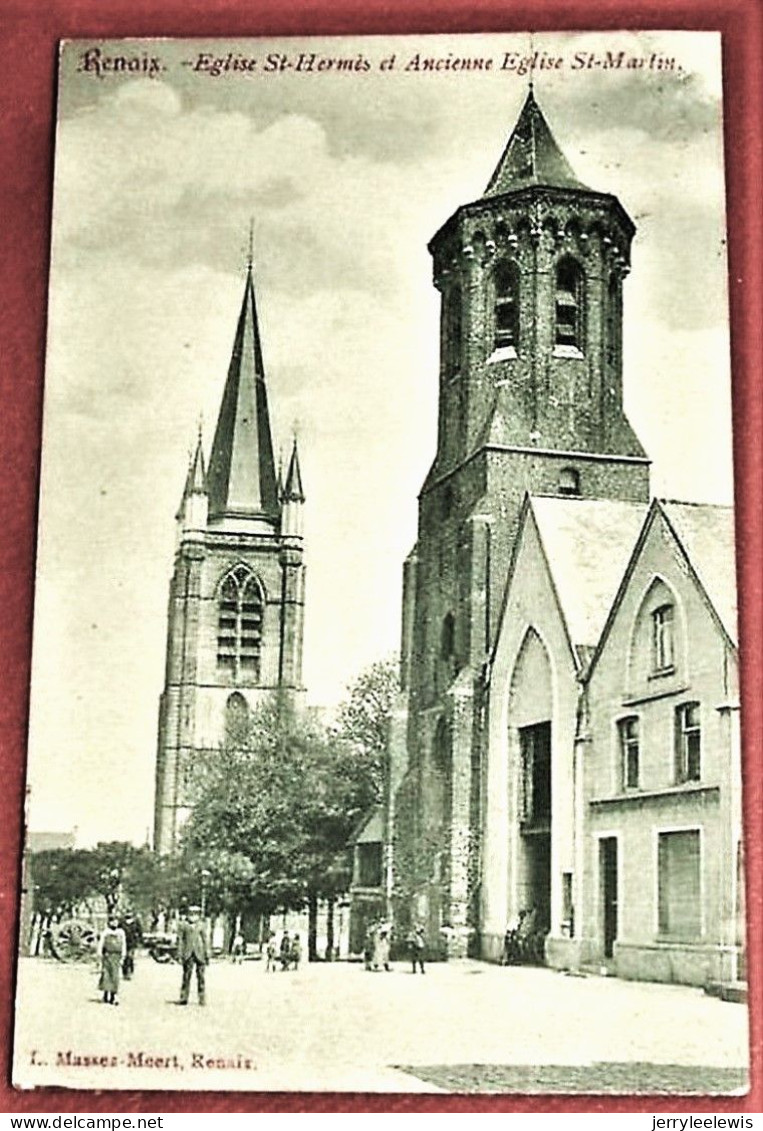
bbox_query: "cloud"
[113,77,182,116]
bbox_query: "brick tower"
[154,265,306,854]
[394,90,650,950]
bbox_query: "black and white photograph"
[13,30,749,1095]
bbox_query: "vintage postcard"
[13,30,749,1095]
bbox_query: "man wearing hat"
[177,905,209,1005]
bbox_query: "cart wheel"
[51,920,97,962]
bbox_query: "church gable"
[490,499,577,706]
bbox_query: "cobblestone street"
[13,956,749,1095]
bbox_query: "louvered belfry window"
[494,260,519,350]
[217,565,264,681]
[555,258,585,351]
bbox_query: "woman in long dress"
[98,915,127,1005]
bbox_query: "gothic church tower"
[396,91,650,949]
[154,265,306,854]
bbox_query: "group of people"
[364,922,427,974]
[98,910,432,1007]
[265,931,302,972]
[97,904,209,1006]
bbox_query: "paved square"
[13,956,749,1094]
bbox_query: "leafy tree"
[31,842,177,924]
[182,697,366,959]
[31,848,100,918]
[180,662,399,960]
[331,656,399,814]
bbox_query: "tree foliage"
[331,656,399,814]
[31,660,400,958]
[31,848,100,917]
[181,697,356,916]
[30,841,172,918]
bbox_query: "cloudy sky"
[26,31,732,845]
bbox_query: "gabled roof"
[531,496,649,657]
[207,265,280,521]
[659,501,737,645]
[484,90,590,198]
[348,805,384,847]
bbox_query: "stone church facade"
[391,92,743,988]
[154,266,306,855]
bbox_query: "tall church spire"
[207,264,280,523]
[484,89,589,197]
[155,251,308,854]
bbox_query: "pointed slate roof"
[207,266,280,521]
[283,439,305,503]
[188,431,207,494]
[175,432,208,520]
[484,90,589,198]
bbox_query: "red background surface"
[0,0,760,1114]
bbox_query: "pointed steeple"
[207,264,280,523]
[283,438,305,503]
[175,428,208,520]
[281,437,305,541]
[484,90,589,198]
[188,428,207,494]
[175,452,194,521]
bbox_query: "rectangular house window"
[618,716,640,789]
[675,702,701,783]
[658,829,701,939]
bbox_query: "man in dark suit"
[177,905,209,1005]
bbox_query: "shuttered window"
[658,830,701,939]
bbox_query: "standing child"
[98,915,127,1005]
[265,932,277,972]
